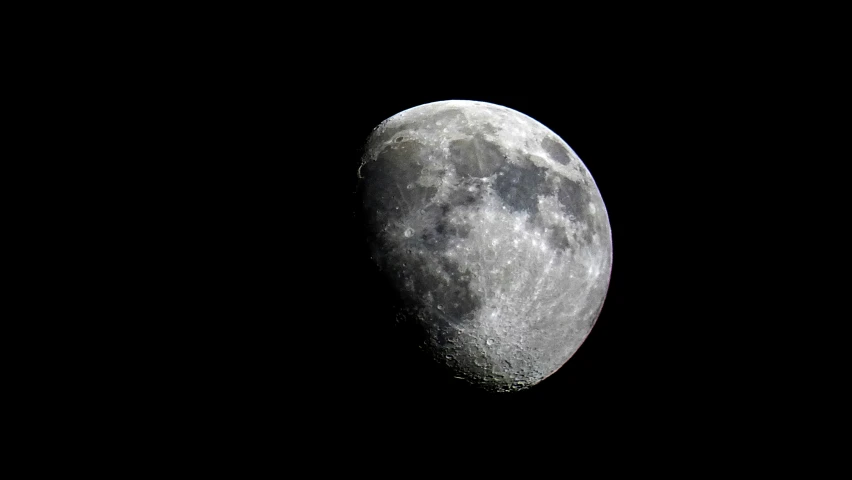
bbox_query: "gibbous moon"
[356,100,612,392]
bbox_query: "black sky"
[123,40,781,449]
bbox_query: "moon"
[356,100,612,392]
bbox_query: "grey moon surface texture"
[357,100,613,392]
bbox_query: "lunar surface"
[356,100,612,392]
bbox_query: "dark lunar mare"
[540,137,573,166]
[493,153,549,217]
[449,133,503,179]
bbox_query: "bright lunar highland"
[357,100,613,392]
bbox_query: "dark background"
[26,6,834,466]
[111,34,788,450]
[143,77,736,433]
